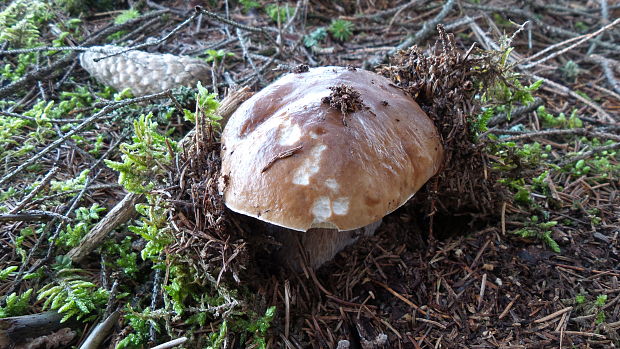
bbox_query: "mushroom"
[220,66,443,270]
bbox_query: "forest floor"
[0,0,619,348]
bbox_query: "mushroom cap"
[220,66,443,232]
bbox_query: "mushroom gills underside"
[267,220,382,270]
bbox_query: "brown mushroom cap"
[220,66,443,232]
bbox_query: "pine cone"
[79,45,211,96]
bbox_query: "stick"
[150,337,188,349]
[496,129,620,142]
[558,142,620,167]
[284,280,291,339]
[0,210,70,223]
[196,6,277,45]
[2,174,97,303]
[534,307,573,323]
[395,0,456,51]
[9,167,60,213]
[487,97,544,127]
[78,311,120,349]
[0,110,98,124]
[66,192,143,263]
[520,18,620,69]
[236,28,265,85]
[0,311,67,347]
[357,0,424,21]
[546,24,620,52]
[463,3,620,52]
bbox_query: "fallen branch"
[196,6,278,46]
[487,97,544,127]
[237,28,265,85]
[78,311,120,349]
[520,17,620,69]
[546,24,620,52]
[0,210,70,223]
[9,167,60,213]
[0,110,98,124]
[0,311,69,347]
[356,0,424,21]
[66,192,143,263]
[395,0,456,51]
[150,337,188,349]
[558,142,620,167]
[495,128,620,142]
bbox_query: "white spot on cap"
[332,197,349,215]
[279,120,302,146]
[325,178,339,191]
[312,196,331,221]
[310,144,327,159]
[292,144,327,185]
[309,131,318,139]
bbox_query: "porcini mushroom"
[220,66,443,270]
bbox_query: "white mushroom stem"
[266,220,382,270]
